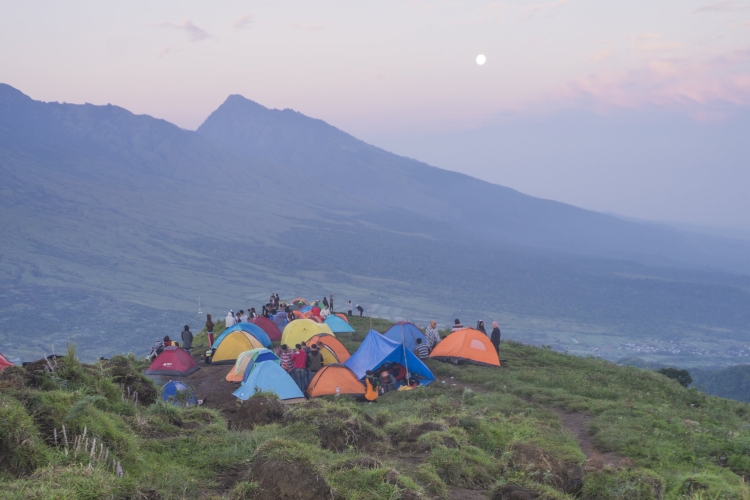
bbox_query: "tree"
[657,367,692,388]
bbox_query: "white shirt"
[239,315,248,323]
[226,314,236,327]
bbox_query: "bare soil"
[553,409,628,470]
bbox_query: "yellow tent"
[212,331,264,365]
[225,348,263,382]
[281,319,335,348]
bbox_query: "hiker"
[249,307,257,319]
[163,335,174,347]
[416,338,429,359]
[181,325,193,351]
[225,310,236,328]
[355,370,380,402]
[424,321,440,350]
[239,310,248,323]
[329,294,334,312]
[356,304,364,317]
[390,362,407,384]
[322,296,329,309]
[206,314,214,347]
[279,344,293,372]
[291,344,309,390]
[476,320,486,335]
[490,322,501,354]
[451,319,464,332]
[311,304,322,320]
[321,307,330,319]
[301,341,311,354]
[347,301,353,316]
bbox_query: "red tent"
[0,352,14,371]
[144,347,199,376]
[252,316,282,342]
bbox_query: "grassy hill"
[2,317,750,499]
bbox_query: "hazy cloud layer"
[231,14,254,31]
[159,19,212,41]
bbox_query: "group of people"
[451,318,501,354]
[275,342,325,391]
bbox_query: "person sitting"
[320,307,331,319]
[390,362,407,383]
[163,335,173,347]
[415,338,429,359]
[180,325,193,351]
[379,368,396,393]
[355,370,380,402]
[451,318,464,332]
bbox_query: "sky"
[1,0,749,233]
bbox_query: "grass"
[2,318,750,499]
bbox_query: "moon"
[476,54,486,65]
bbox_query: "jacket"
[308,350,323,372]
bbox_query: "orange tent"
[306,364,364,397]
[429,328,500,367]
[307,334,351,364]
[300,311,313,319]
[334,313,349,323]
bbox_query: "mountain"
[1,83,750,365]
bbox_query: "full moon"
[476,54,486,65]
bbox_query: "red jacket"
[292,350,308,369]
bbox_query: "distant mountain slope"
[1,83,750,364]
[198,95,750,274]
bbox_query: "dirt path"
[553,409,627,469]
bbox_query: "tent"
[383,322,426,353]
[212,331,266,365]
[344,330,434,385]
[335,313,349,323]
[162,380,197,406]
[252,316,282,342]
[300,305,312,313]
[324,315,355,333]
[281,319,335,348]
[145,347,199,376]
[0,352,14,371]
[429,328,500,367]
[306,364,364,397]
[225,348,279,382]
[272,312,288,332]
[291,298,308,306]
[307,334,351,364]
[242,349,281,382]
[232,361,306,403]
[213,323,272,349]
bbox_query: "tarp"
[162,380,197,406]
[213,322,272,348]
[281,319,335,348]
[307,334,351,364]
[383,322,426,353]
[429,328,500,367]
[225,348,279,382]
[344,330,434,385]
[212,331,265,365]
[251,316,282,342]
[0,352,14,371]
[232,361,305,402]
[145,347,199,376]
[324,315,355,333]
[306,364,364,397]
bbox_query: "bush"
[0,396,49,476]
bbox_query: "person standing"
[356,304,364,317]
[291,344,308,390]
[322,296,329,309]
[225,310,236,328]
[476,320,487,335]
[329,294,334,312]
[490,322,501,354]
[239,310,248,323]
[279,344,293,372]
[206,314,214,347]
[181,325,193,351]
[424,321,440,350]
[347,301,353,316]
[307,344,324,384]
[451,319,464,332]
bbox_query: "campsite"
[3,312,750,500]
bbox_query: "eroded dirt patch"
[554,410,628,470]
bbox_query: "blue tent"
[300,305,312,313]
[242,348,281,382]
[213,322,272,348]
[344,330,434,385]
[383,322,426,353]
[233,361,306,402]
[162,380,197,407]
[273,312,288,330]
[324,315,355,333]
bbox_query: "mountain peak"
[0,83,33,106]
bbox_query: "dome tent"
[225,348,279,383]
[162,380,197,407]
[145,347,199,376]
[213,322,272,349]
[344,330,434,385]
[281,319,334,347]
[324,315,355,333]
[251,316,282,342]
[232,361,305,403]
[0,352,14,371]
[429,328,500,367]
[306,364,364,398]
[211,331,265,365]
[383,322,426,353]
[307,334,351,365]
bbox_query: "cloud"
[632,33,683,52]
[694,1,749,12]
[562,47,750,111]
[289,22,324,32]
[156,45,183,59]
[231,14,254,31]
[159,19,212,42]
